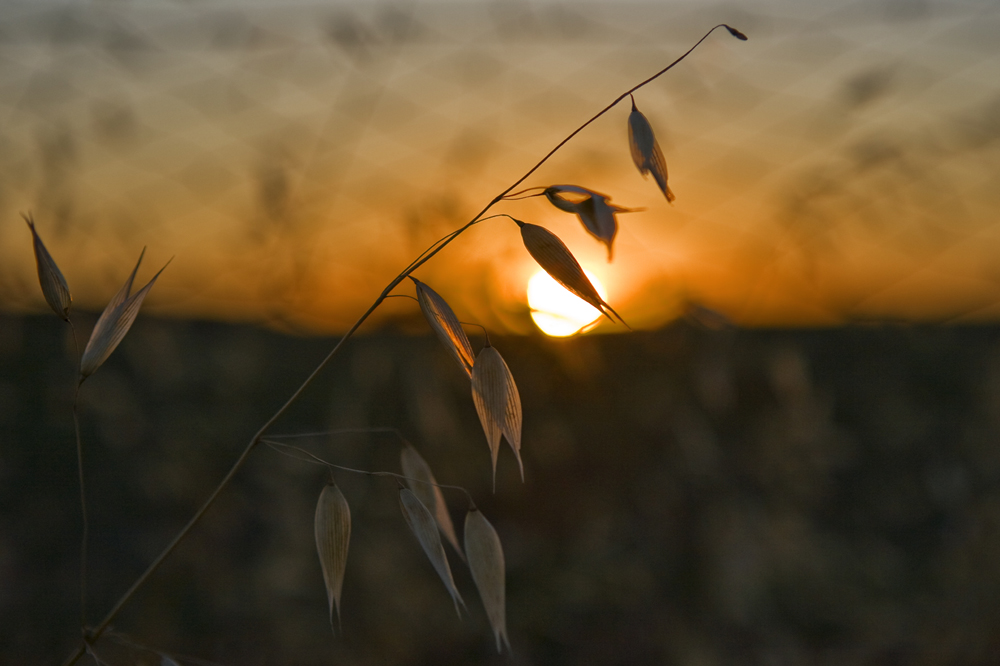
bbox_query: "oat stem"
[263,439,476,507]
[267,426,412,442]
[67,318,88,635]
[71,381,87,633]
[60,24,741,664]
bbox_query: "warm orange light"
[527,269,607,337]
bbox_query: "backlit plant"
[25,24,747,665]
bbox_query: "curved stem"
[263,439,476,506]
[60,24,741,665]
[503,186,547,200]
[495,24,739,200]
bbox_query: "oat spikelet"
[465,508,510,653]
[471,343,523,488]
[628,95,675,203]
[543,185,641,261]
[315,482,351,630]
[725,25,749,40]
[399,488,466,616]
[515,219,628,327]
[410,277,475,378]
[23,213,72,321]
[400,444,464,560]
[80,249,171,379]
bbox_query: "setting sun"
[527,269,608,337]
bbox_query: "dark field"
[3,315,1000,665]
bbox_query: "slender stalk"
[262,439,476,506]
[66,318,89,634]
[266,426,412,442]
[60,24,741,664]
[72,379,87,633]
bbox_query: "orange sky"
[3,0,1000,333]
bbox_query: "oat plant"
[26,24,746,664]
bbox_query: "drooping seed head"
[314,482,351,631]
[399,488,466,615]
[410,277,475,378]
[400,444,463,560]
[471,344,523,488]
[464,508,510,653]
[627,96,675,203]
[543,186,641,262]
[23,213,72,321]
[516,219,627,326]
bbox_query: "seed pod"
[471,344,523,488]
[23,213,72,321]
[315,482,351,630]
[410,277,475,378]
[628,95,675,203]
[516,219,628,327]
[725,25,748,40]
[399,488,465,616]
[464,508,510,653]
[544,185,641,261]
[400,444,464,560]
[80,249,171,379]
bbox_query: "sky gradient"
[2,0,999,332]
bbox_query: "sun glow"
[527,269,608,337]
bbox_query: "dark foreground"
[3,315,1000,665]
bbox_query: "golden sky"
[3,0,1000,332]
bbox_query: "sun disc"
[527,269,607,337]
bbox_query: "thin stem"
[72,379,87,633]
[61,24,741,665]
[503,186,547,200]
[106,631,227,666]
[267,426,410,444]
[66,317,88,634]
[400,213,507,279]
[495,24,737,201]
[263,439,475,505]
[457,320,489,339]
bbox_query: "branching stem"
[262,439,476,506]
[60,24,743,665]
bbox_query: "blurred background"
[3,0,1000,663]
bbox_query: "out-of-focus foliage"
[4,314,1000,663]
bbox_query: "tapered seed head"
[80,250,171,378]
[464,508,510,653]
[315,482,351,630]
[577,196,619,261]
[400,444,464,560]
[627,97,675,203]
[410,277,475,378]
[516,220,627,326]
[544,186,639,262]
[23,213,72,321]
[471,344,523,488]
[725,25,748,40]
[399,488,465,616]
